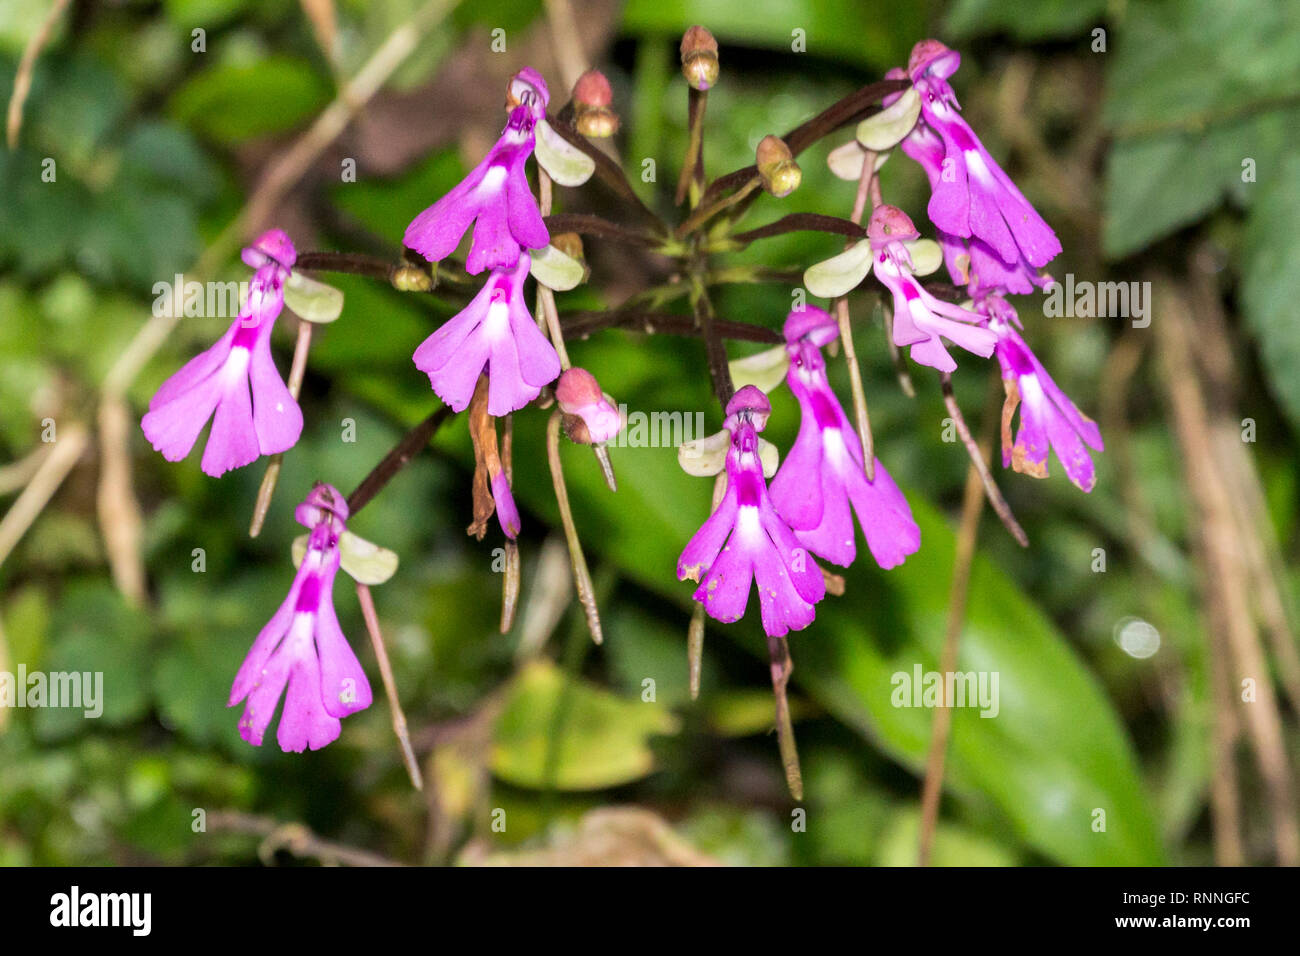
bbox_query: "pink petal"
[140,372,225,464]
[250,336,303,456]
[314,594,373,719]
[403,165,488,264]
[276,641,342,753]
[678,486,739,581]
[693,528,754,624]
[845,459,920,569]
[149,322,236,410]
[200,353,260,477]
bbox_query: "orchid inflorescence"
[141,30,1101,795]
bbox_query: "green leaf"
[169,56,329,143]
[31,582,151,739]
[804,239,873,298]
[855,87,920,151]
[728,343,788,393]
[491,660,680,790]
[1241,151,1300,433]
[534,119,595,187]
[1101,0,1300,256]
[284,270,344,323]
[1102,135,1227,258]
[291,531,399,585]
[827,140,890,182]
[874,806,1018,866]
[1102,0,1300,134]
[529,242,587,291]
[903,238,942,276]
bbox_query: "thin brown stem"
[545,112,665,230]
[917,417,991,865]
[688,472,727,700]
[728,213,866,248]
[675,177,759,238]
[356,582,423,791]
[691,284,734,407]
[251,320,314,537]
[542,213,658,248]
[5,0,72,148]
[207,810,406,867]
[940,373,1028,547]
[676,87,708,207]
[546,410,602,645]
[768,633,803,801]
[562,309,781,344]
[833,154,880,479]
[880,304,917,398]
[346,406,454,515]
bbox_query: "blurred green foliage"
[0,0,1296,868]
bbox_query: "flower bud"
[391,263,432,292]
[867,204,920,245]
[680,25,719,91]
[907,39,960,82]
[756,135,801,198]
[572,69,620,138]
[556,367,623,444]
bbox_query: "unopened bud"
[391,263,432,292]
[680,25,719,91]
[573,69,620,137]
[867,204,920,245]
[756,135,801,197]
[556,368,622,444]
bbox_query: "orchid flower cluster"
[140,30,1101,792]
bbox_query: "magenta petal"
[506,161,549,251]
[1043,403,1097,491]
[792,464,857,567]
[761,500,826,606]
[769,403,826,531]
[678,486,739,581]
[201,354,259,477]
[752,541,816,637]
[484,323,533,418]
[1011,385,1053,472]
[315,595,373,718]
[250,336,303,456]
[413,283,494,375]
[229,568,305,708]
[963,159,1018,265]
[234,627,295,747]
[141,371,225,463]
[465,199,522,276]
[507,295,561,388]
[693,526,754,624]
[928,177,971,240]
[277,643,342,753]
[403,164,488,264]
[422,324,491,413]
[149,323,236,410]
[492,471,521,539]
[846,459,920,569]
